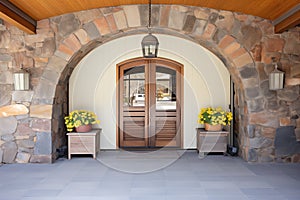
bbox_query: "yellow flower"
[64,110,100,132]
[197,106,232,125]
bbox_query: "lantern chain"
[148,0,152,29]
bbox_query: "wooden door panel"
[118,58,182,149]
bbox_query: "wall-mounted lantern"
[269,58,284,90]
[13,65,30,91]
[141,0,159,58]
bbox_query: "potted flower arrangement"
[198,107,233,131]
[64,110,100,132]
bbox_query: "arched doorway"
[117,58,183,148]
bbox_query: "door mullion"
[145,63,149,147]
[148,61,156,147]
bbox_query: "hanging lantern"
[141,33,159,58]
[141,0,159,58]
[13,66,30,91]
[269,59,284,90]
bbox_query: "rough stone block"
[0,31,10,48]
[218,35,235,49]
[1,134,14,142]
[249,137,273,149]
[194,8,209,20]
[239,66,258,79]
[41,38,55,57]
[263,37,285,52]
[15,152,31,163]
[30,155,52,163]
[183,15,196,33]
[74,29,90,45]
[76,9,101,24]
[0,71,13,84]
[33,78,56,101]
[233,53,253,68]
[12,91,34,102]
[248,148,258,162]
[0,104,29,118]
[208,12,219,24]
[15,123,34,136]
[193,19,206,36]
[150,5,160,27]
[275,126,300,157]
[241,25,262,50]
[160,5,171,27]
[2,142,17,163]
[249,111,279,127]
[64,34,82,53]
[245,87,260,99]
[0,116,17,135]
[230,47,247,60]
[277,86,299,102]
[47,55,68,74]
[113,10,127,30]
[58,14,80,37]
[246,98,264,112]
[224,42,240,55]
[106,14,118,33]
[262,127,276,139]
[123,5,141,27]
[256,63,269,81]
[0,54,12,62]
[30,104,53,119]
[169,9,186,30]
[216,11,234,33]
[0,84,12,106]
[280,117,292,126]
[290,64,300,78]
[17,139,35,148]
[202,23,216,39]
[284,36,300,55]
[94,17,111,35]
[34,132,52,155]
[31,118,51,132]
[285,78,300,86]
[83,22,100,40]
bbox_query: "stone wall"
[0,5,299,163]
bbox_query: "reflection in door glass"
[123,66,145,107]
[156,66,176,110]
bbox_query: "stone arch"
[33,5,264,161]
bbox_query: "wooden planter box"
[196,128,229,157]
[67,129,101,159]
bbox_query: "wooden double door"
[117,58,183,148]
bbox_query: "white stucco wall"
[69,34,230,149]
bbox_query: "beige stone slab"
[0,104,29,118]
[30,105,53,119]
[123,5,140,27]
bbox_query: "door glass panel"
[156,66,176,111]
[123,66,145,107]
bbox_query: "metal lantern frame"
[13,66,30,91]
[141,0,159,58]
[269,59,284,90]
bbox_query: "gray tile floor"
[0,150,300,200]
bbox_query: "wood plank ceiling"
[0,0,299,34]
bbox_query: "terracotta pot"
[204,123,222,131]
[75,124,92,132]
